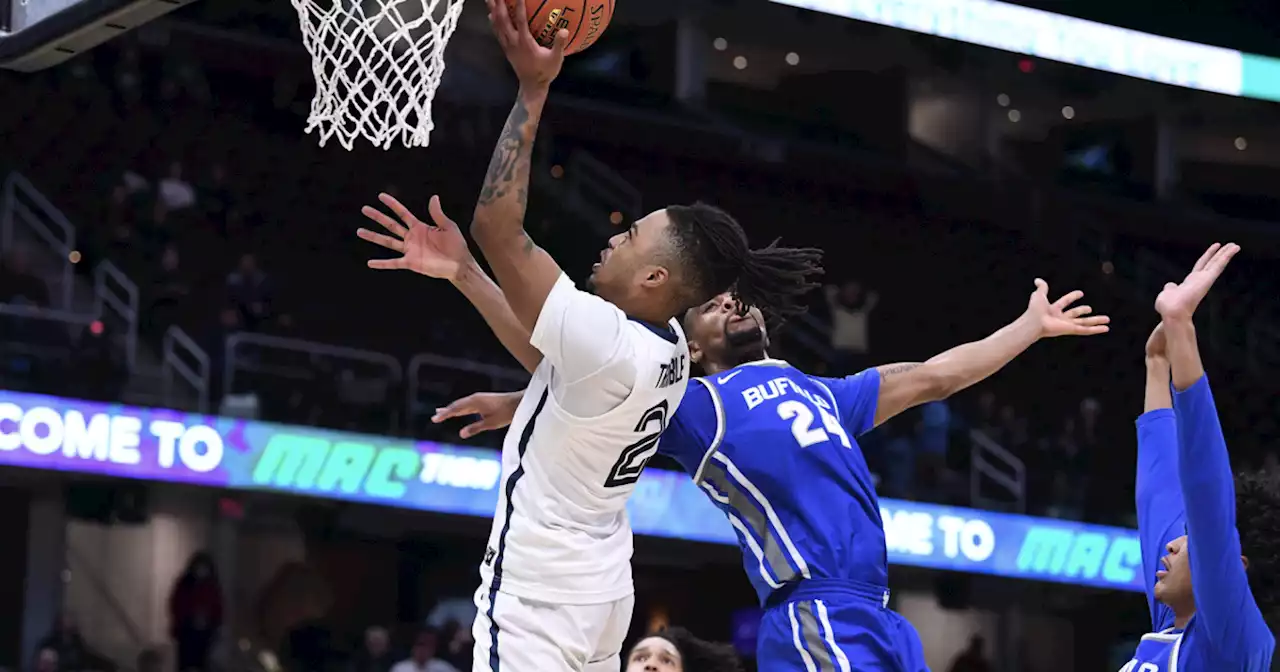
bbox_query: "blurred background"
[1,0,1279,669]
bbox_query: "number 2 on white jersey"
[777,400,851,448]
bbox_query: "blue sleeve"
[658,381,719,477]
[814,368,882,436]
[1174,376,1274,662]
[1135,409,1185,632]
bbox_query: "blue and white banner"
[0,389,1142,591]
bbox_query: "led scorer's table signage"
[0,390,1143,592]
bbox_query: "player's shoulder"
[624,316,685,347]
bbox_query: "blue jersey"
[658,359,887,604]
[1125,377,1274,672]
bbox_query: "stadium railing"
[162,324,210,413]
[2,171,74,309]
[969,428,1027,514]
[223,331,404,433]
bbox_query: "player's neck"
[1172,606,1195,630]
[622,302,673,327]
[702,349,770,376]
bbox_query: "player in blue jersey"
[642,285,1105,672]
[1124,242,1276,672]
[432,279,1108,672]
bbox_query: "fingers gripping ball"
[509,0,614,54]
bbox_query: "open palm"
[1026,278,1111,338]
[1154,242,1239,321]
[357,193,471,280]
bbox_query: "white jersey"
[479,274,690,605]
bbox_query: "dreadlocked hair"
[1236,469,1280,620]
[665,202,823,320]
[650,626,743,672]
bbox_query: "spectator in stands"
[36,613,114,672]
[159,161,197,211]
[71,325,126,403]
[973,391,999,438]
[348,626,394,672]
[147,244,190,336]
[34,647,57,672]
[625,626,742,672]
[226,253,271,329]
[0,246,50,306]
[996,404,1030,456]
[879,428,916,499]
[102,184,139,260]
[434,621,472,672]
[1052,418,1087,515]
[825,279,878,373]
[205,306,240,395]
[947,635,993,672]
[168,552,223,672]
[200,165,233,229]
[916,400,953,494]
[112,46,144,108]
[389,631,457,672]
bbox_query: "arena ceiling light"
[772,0,1280,103]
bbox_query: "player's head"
[682,293,769,374]
[1155,470,1280,617]
[1235,469,1280,616]
[586,203,822,323]
[624,626,743,672]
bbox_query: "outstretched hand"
[432,391,522,439]
[1026,279,1111,338]
[486,0,568,90]
[1154,242,1239,322]
[357,194,472,280]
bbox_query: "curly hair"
[650,626,743,672]
[1236,469,1280,619]
[664,202,823,320]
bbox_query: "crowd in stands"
[2,26,1276,536]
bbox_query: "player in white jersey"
[355,1,822,669]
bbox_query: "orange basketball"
[510,0,614,55]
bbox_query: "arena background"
[1,0,1279,670]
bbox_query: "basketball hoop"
[290,0,466,150]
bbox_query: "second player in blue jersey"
[1122,243,1275,672]
[657,282,1109,672]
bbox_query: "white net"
[290,0,466,150]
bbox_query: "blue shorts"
[757,579,929,672]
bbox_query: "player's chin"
[727,316,762,337]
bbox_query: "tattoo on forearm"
[477,98,532,211]
[878,362,922,378]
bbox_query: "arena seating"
[1,37,1276,526]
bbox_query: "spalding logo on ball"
[508,0,616,54]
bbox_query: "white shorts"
[470,586,634,672]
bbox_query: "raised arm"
[870,279,1109,427]
[357,194,542,373]
[1158,243,1270,656]
[1135,324,1183,631]
[469,0,571,331]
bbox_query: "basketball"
[510,0,614,55]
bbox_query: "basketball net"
[290,0,466,150]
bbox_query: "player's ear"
[1242,555,1250,571]
[688,339,703,365]
[640,264,669,288]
